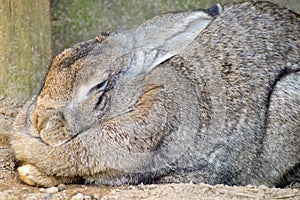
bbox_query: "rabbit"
[7,1,300,188]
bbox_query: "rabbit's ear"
[126,48,173,76]
[135,4,222,51]
[130,5,222,76]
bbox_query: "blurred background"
[0,0,299,100]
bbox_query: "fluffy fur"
[8,1,299,187]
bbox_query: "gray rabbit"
[7,1,299,187]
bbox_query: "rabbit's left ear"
[130,4,222,76]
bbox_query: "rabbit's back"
[186,1,300,186]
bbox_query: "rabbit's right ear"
[130,4,222,76]
[126,48,173,76]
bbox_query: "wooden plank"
[0,0,51,100]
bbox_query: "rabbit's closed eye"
[87,79,108,96]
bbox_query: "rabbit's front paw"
[17,164,60,187]
[39,113,72,146]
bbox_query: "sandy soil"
[0,95,299,200]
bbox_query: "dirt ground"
[0,95,299,200]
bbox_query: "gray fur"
[8,2,299,187]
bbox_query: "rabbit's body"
[9,1,300,187]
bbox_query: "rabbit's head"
[16,5,222,147]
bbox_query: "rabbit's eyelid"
[94,79,108,92]
[86,79,108,97]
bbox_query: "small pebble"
[129,185,135,189]
[21,187,29,191]
[71,193,84,200]
[43,193,53,200]
[44,186,59,194]
[58,184,67,191]
[3,189,14,195]
[93,194,100,199]
[83,194,92,200]
[258,185,269,190]
[26,196,39,200]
